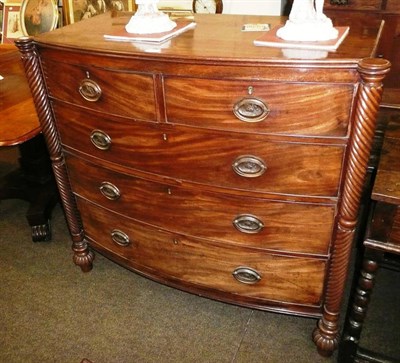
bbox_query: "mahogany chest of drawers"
[17,13,390,356]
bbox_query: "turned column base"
[72,239,95,272]
[313,307,340,357]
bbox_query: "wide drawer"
[164,77,354,137]
[77,198,326,306]
[42,59,157,120]
[66,154,335,255]
[54,102,344,197]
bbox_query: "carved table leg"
[0,134,59,241]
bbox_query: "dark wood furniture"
[338,99,400,363]
[0,44,58,241]
[324,0,400,90]
[16,13,390,356]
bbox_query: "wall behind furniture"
[223,0,286,15]
[158,0,287,15]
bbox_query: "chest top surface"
[32,13,382,65]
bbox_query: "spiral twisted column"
[15,37,94,272]
[312,57,391,356]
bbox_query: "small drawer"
[42,59,157,120]
[164,77,353,137]
[66,155,335,255]
[54,103,344,197]
[77,198,326,306]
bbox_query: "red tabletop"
[0,44,40,147]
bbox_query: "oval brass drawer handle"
[232,155,267,178]
[100,182,121,200]
[90,130,111,150]
[233,214,264,234]
[111,229,130,246]
[79,78,102,102]
[233,97,269,122]
[232,267,262,284]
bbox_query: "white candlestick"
[277,0,338,41]
[125,0,177,34]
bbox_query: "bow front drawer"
[42,60,157,120]
[54,103,344,197]
[164,77,354,137]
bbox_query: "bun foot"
[73,244,95,272]
[312,316,339,357]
